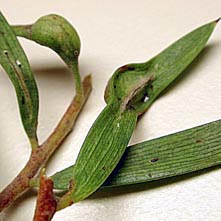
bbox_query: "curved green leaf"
[57,20,217,209]
[50,119,221,190]
[105,20,217,114]
[0,11,39,148]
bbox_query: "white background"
[0,1,221,220]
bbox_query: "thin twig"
[0,75,92,212]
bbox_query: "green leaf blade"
[146,20,217,105]
[57,20,218,208]
[105,20,217,113]
[105,119,221,187]
[71,105,137,202]
[0,11,39,147]
[51,120,221,190]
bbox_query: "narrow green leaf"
[50,119,221,190]
[0,11,39,148]
[57,20,217,209]
[105,20,217,114]
[70,105,137,202]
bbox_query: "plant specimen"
[0,11,220,220]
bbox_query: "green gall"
[14,14,81,66]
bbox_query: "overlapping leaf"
[50,120,221,190]
[57,20,217,208]
[105,20,217,112]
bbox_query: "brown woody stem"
[0,75,92,212]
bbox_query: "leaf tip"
[214,17,221,24]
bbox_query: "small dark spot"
[142,93,149,102]
[126,102,135,110]
[118,97,121,101]
[114,85,116,89]
[68,179,74,189]
[74,50,79,57]
[116,74,119,79]
[196,138,205,143]
[150,157,159,163]
[102,166,106,171]
[69,200,74,206]
[119,65,128,73]
[118,65,135,73]
[21,96,25,105]
[0,31,5,35]
[148,173,152,178]
[51,15,58,20]
[3,50,8,55]
[128,66,135,71]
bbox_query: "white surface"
[0,1,221,220]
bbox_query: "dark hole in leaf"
[196,138,205,143]
[127,66,135,71]
[148,173,152,177]
[142,93,149,103]
[21,96,25,105]
[150,158,159,163]
[119,65,135,73]
[73,50,79,57]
